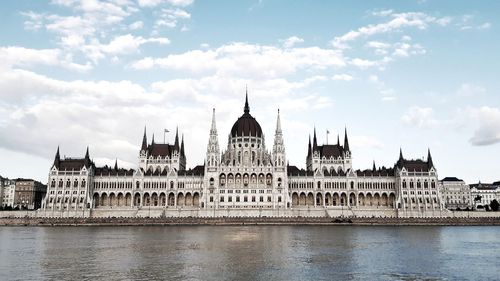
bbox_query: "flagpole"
[164,129,169,144]
[326,130,329,145]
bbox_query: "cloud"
[282,36,304,48]
[469,106,500,146]
[457,83,486,97]
[130,42,346,78]
[332,74,354,81]
[401,106,438,128]
[129,20,144,30]
[155,8,191,28]
[0,46,91,72]
[331,12,449,49]
[140,0,194,7]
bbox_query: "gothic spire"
[114,159,118,170]
[85,146,89,159]
[399,147,403,160]
[84,146,91,167]
[181,134,185,157]
[174,126,179,149]
[337,134,340,146]
[210,108,217,134]
[151,133,155,145]
[307,135,312,157]
[275,109,282,134]
[428,148,434,168]
[313,127,318,150]
[53,146,60,167]
[244,89,250,114]
[344,127,350,152]
[141,126,147,150]
[373,160,376,171]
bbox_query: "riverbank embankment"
[1,216,500,226]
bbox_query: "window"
[260,196,264,202]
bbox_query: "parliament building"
[42,93,445,217]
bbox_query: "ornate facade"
[42,93,445,216]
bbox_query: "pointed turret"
[313,127,318,151]
[275,109,282,134]
[151,133,155,145]
[210,108,217,134]
[399,147,403,161]
[141,126,147,150]
[427,148,434,168]
[244,90,250,114]
[114,159,118,170]
[344,127,350,152]
[174,126,179,150]
[181,134,185,157]
[337,134,340,146]
[307,135,312,158]
[84,146,91,167]
[53,146,60,167]
[373,160,376,172]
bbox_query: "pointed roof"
[313,127,318,150]
[244,87,250,114]
[181,133,185,157]
[141,126,147,150]
[428,148,434,168]
[337,134,340,146]
[174,126,179,149]
[53,146,60,167]
[307,135,312,157]
[373,160,376,171]
[399,147,403,161]
[275,109,282,133]
[85,146,89,159]
[114,159,118,170]
[344,127,350,152]
[210,108,217,134]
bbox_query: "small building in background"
[1,177,16,209]
[439,177,472,210]
[14,179,47,210]
[470,182,500,210]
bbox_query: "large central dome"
[230,93,263,138]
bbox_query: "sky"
[0,0,499,184]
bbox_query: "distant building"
[439,177,471,210]
[470,182,500,209]
[1,178,16,208]
[14,179,47,210]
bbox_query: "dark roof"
[493,181,500,186]
[148,143,177,157]
[230,94,263,138]
[95,166,135,176]
[287,165,314,176]
[317,144,344,158]
[356,167,395,177]
[441,177,463,182]
[470,183,497,190]
[396,158,432,171]
[58,158,90,170]
[178,165,205,176]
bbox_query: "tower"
[206,108,220,171]
[272,109,286,168]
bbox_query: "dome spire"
[244,87,250,114]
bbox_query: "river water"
[0,226,499,281]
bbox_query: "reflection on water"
[0,226,499,281]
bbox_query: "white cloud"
[0,46,91,72]
[129,20,144,30]
[401,106,438,128]
[155,8,191,28]
[331,12,450,49]
[469,106,500,146]
[332,74,354,81]
[478,22,491,30]
[130,42,346,78]
[139,0,194,7]
[372,9,393,17]
[350,58,378,68]
[368,75,396,101]
[392,42,426,57]
[457,83,486,97]
[282,36,304,48]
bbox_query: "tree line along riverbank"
[1,216,500,226]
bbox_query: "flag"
[164,129,169,133]
[327,130,330,134]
